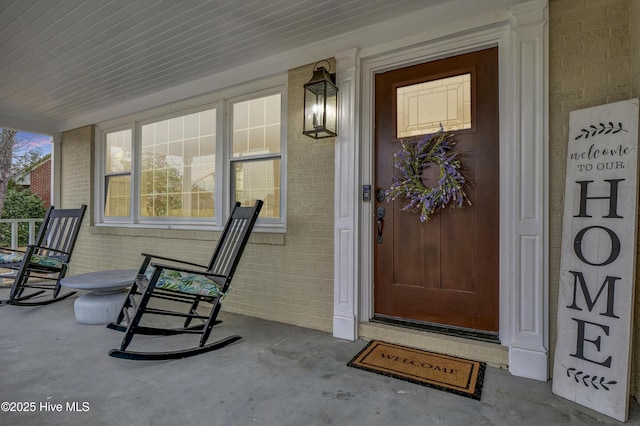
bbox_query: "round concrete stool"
[73,290,128,325]
[60,269,137,325]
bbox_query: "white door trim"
[333,0,549,381]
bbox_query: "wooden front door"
[374,48,499,333]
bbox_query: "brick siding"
[29,158,51,207]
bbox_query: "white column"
[333,48,359,340]
[52,133,62,208]
[508,0,549,381]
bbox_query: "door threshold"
[359,320,508,368]
[372,315,500,344]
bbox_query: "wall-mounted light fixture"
[303,60,338,139]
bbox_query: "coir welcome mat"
[347,340,485,400]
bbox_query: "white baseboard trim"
[509,346,549,381]
[333,315,357,341]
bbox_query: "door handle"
[376,206,385,244]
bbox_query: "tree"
[11,149,46,181]
[1,187,46,219]
[0,128,48,218]
[0,187,46,247]
[0,129,17,216]
[140,151,183,217]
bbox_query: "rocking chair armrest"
[140,252,209,269]
[149,261,227,280]
[26,245,70,256]
[0,247,27,254]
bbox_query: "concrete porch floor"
[1,288,639,426]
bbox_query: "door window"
[396,73,471,138]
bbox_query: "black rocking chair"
[0,205,87,306]
[108,200,263,360]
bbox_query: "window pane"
[183,113,199,139]
[168,117,183,142]
[200,135,215,157]
[197,192,214,217]
[141,125,154,147]
[140,108,216,218]
[396,73,471,138]
[200,109,216,135]
[232,94,281,157]
[248,98,265,127]
[106,130,131,173]
[104,175,130,217]
[265,95,280,125]
[233,130,248,156]
[233,158,280,219]
[265,124,280,153]
[155,120,168,144]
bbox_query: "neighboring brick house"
[29,158,51,207]
[14,157,52,207]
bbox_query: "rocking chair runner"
[0,205,87,306]
[108,200,263,360]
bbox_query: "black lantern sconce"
[303,60,338,139]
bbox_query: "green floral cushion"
[145,266,223,298]
[0,252,65,269]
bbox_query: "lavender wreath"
[385,131,471,222]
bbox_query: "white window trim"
[94,75,288,232]
[135,103,219,228]
[98,124,134,224]
[226,88,287,230]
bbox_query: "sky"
[15,131,52,156]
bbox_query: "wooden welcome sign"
[553,98,639,422]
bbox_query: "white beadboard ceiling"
[0,0,449,133]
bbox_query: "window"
[231,94,282,220]
[98,85,286,230]
[104,129,132,217]
[140,108,216,218]
[396,73,471,138]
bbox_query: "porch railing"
[0,218,44,250]
[0,218,44,281]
